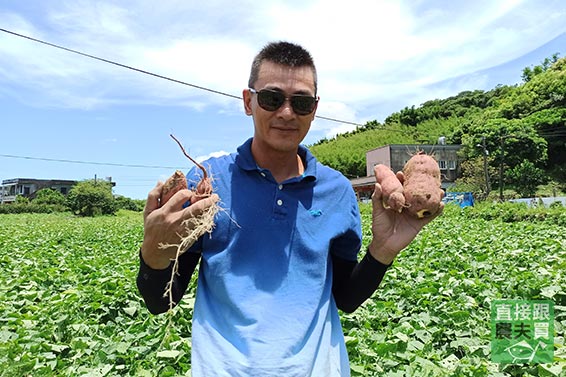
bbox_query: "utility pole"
[480,136,491,196]
[499,136,504,201]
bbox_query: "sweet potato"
[160,170,188,207]
[374,164,405,212]
[402,152,443,218]
[192,174,213,204]
[169,134,213,205]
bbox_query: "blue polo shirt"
[186,138,362,376]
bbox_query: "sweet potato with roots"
[159,134,219,310]
[373,164,405,212]
[402,152,443,218]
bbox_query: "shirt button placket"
[277,185,284,206]
[274,183,286,218]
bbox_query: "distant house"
[351,144,462,200]
[1,177,118,204]
[0,178,77,204]
[0,178,79,204]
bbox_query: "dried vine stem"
[169,134,213,201]
[169,134,208,180]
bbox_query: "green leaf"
[124,306,137,316]
[541,285,562,298]
[393,332,409,342]
[537,363,564,376]
[350,364,365,375]
[157,350,181,359]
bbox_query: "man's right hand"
[141,181,219,270]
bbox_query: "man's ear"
[243,89,253,116]
[311,96,320,121]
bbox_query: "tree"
[460,118,548,168]
[503,56,566,119]
[115,195,144,212]
[67,180,117,216]
[398,105,419,127]
[506,160,548,198]
[451,157,497,200]
[33,188,67,206]
[521,53,560,82]
[14,195,29,204]
[522,108,566,180]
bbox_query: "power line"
[0,154,185,170]
[314,115,361,126]
[0,27,364,127]
[0,28,240,101]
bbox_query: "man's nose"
[277,99,296,118]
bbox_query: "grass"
[0,205,565,376]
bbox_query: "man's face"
[244,61,318,154]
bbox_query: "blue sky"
[1,1,565,199]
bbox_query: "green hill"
[309,54,566,198]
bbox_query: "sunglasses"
[249,88,318,116]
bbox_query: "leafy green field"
[0,206,565,376]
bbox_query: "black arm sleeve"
[331,251,391,313]
[136,250,201,314]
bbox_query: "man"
[137,41,441,376]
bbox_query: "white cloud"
[0,0,565,122]
[196,151,230,163]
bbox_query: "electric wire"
[0,154,185,170]
[0,27,364,127]
[0,28,240,101]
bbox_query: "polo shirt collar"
[235,138,317,181]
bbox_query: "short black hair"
[248,41,317,94]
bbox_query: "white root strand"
[158,203,219,311]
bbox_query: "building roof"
[1,178,78,185]
[366,143,462,154]
[350,176,375,188]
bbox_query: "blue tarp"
[443,192,475,207]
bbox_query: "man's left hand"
[368,172,443,265]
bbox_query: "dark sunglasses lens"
[257,90,285,111]
[256,89,316,115]
[291,96,316,115]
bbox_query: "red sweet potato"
[169,134,213,205]
[402,152,443,218]
[192,174,213,204]
[160,170,187,207]
[374,164,405,212]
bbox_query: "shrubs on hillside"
[0,202,68,214]
[66,180,117,216]
[0,191,67,214]
[33,188,67,206]
[115,195,145,212]
[1,184,145,216]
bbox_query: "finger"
[163,189,195,211]
[180,194,219,219]
[395,171,405,184]
[437,201,445,215]
[371,183,384,211]
[144,181,164,218]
